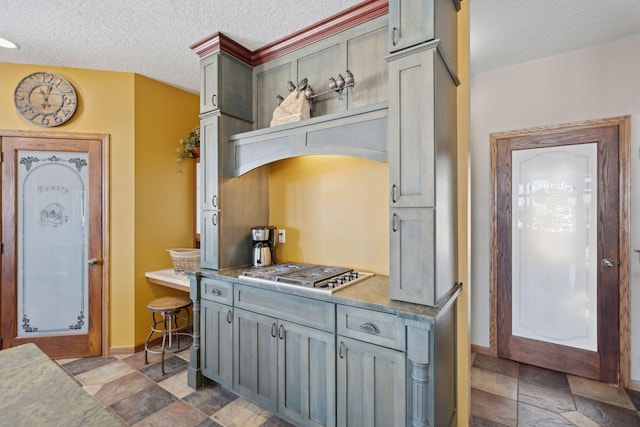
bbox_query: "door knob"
[601,258,614,268]
[87,258,100,265]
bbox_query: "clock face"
[14,72,77,127]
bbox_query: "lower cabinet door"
[337,336,406,427]
[234,308,279,412]
[278,320,336,427]
[201,300,233,387]
[201,209,219,269]
[389,207,436,306]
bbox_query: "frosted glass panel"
[511,143,597,351]
[17,151,89,336]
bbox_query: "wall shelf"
[229,102,388,177]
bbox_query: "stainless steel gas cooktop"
[238,262,373,293]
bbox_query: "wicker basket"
[167,248,201,274]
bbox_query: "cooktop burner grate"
[239,262,373,292]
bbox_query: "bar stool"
[144,295,192,374]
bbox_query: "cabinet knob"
[226,310,232,324]
[212,195,217,207]
[392,27,398,46]
[212,213,217,226]
[392,213,399,232]
[391,184,398,204]
[211,93,217,107]
[271,323,277,337]
[278,324,285,340]
[338,341,346,359]
[211,287,222,296]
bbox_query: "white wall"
[470,34,640,379]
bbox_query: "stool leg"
[161,312,168,375]
[144,311,158,365]
[174,311,181,349]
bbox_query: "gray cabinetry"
[199,111,268,270]
[200,299,233,387]
[388,42,458,307]
[336,336,406,427]
[234,307,279,411]
[200,52,253,119]
[278,320,336,427]
[389,0,459,69]
[200,54,219,113]
[200,278,234,387]
[233,286,336,426]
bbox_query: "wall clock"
[14,72,78,127]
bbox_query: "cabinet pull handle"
[212,93,217,107]
[391,184,398,203]
[392,27,398,46]
[339,341,346,359]
[359,322,381,335]
[226,310,232,324]
[271,323,277,337]
[392,213,398,232]
[211,287,222,296]
[212,213,217,226]
[212,195,217,207]
[278,324,285,340]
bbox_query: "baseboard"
[629,380,640,392]
[110,337,165,355]
[109,345,135,355]
[471,344,492,356]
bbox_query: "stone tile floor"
[57,345,294,427]
[471,352,640,426]
[56,347,640,426]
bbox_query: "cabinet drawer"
[337,305,405,351]
[234,285,335,332]
[201,278,233,305]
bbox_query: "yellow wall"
[269,155,389,274]
[456,2,471,425]
[133,74,199,345]
[0,62,198,349]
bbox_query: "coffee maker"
[251,226,276,267]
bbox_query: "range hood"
[229,102,388,177]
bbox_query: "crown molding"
[190,0,388,66]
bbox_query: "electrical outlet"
[278,229,286,244]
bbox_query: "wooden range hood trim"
[190,0,388,65]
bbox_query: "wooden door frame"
[0,129,110,356]
[489,116,630,386]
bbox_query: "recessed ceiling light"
[0,37,18,49]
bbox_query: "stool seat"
[144,295,192,374]
[147,295,191,312]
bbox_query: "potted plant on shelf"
[176,126,200,162]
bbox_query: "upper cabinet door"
[200,53,254,119]
[388,48,435,208]
[389,0,459,69]
[200,113,219,211]
[200,54,219,113]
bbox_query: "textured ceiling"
[1,1,639,94]
[470,0,640,74]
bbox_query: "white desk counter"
[145,269,191,292]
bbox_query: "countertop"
[193,266,461,323]
[145,269,190,292]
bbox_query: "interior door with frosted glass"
[1,134,103,358]
[495,124,620,383]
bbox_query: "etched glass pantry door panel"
[511,143,597,351]
[16,151,89,337]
